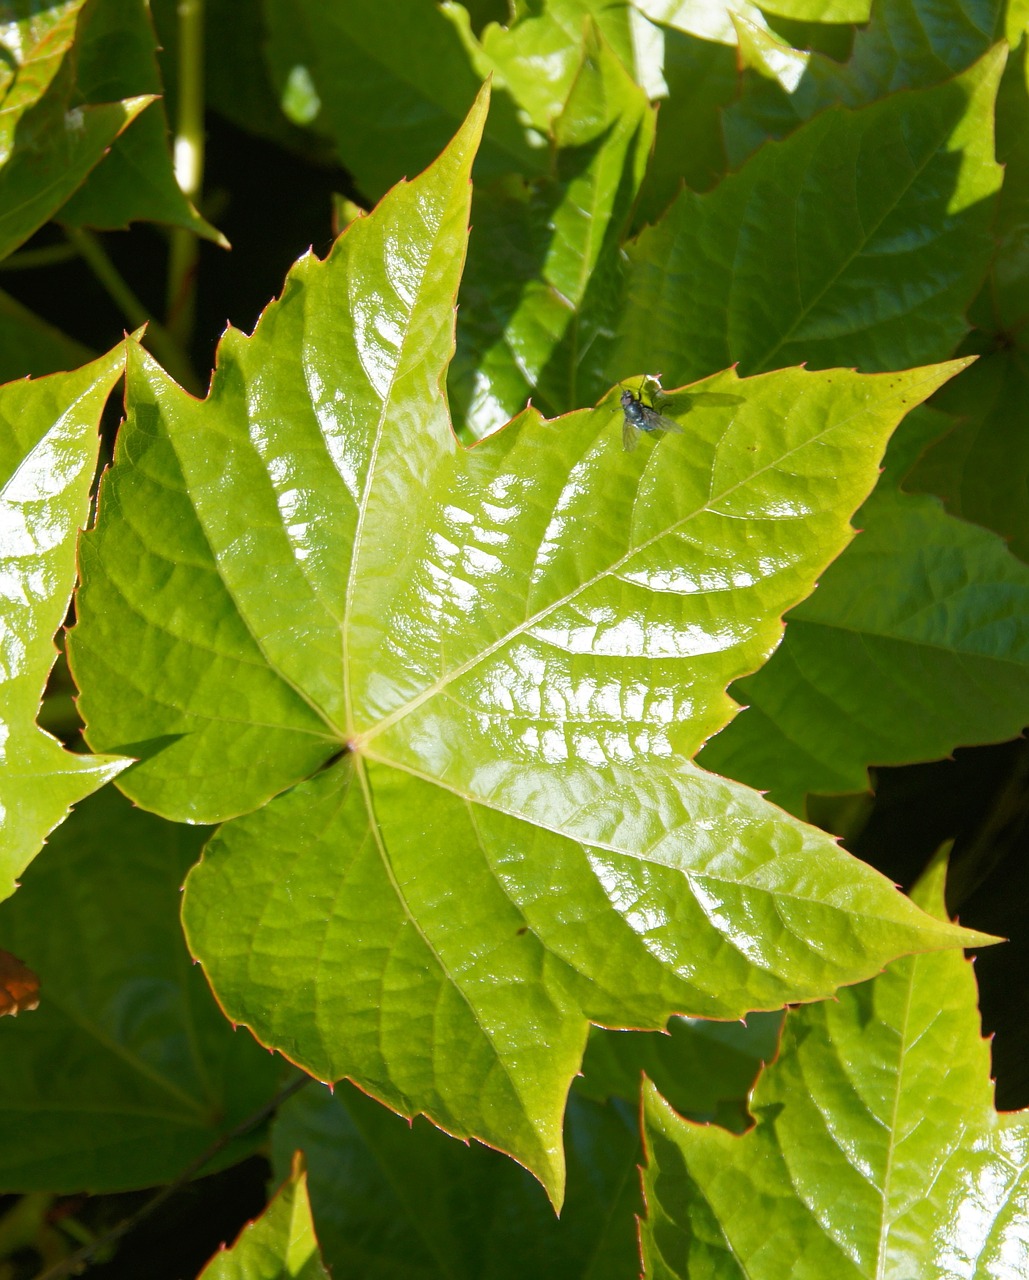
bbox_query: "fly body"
[619,386,684,452]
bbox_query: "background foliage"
[1,0,1028,1276]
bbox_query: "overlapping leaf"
[0,347,129,902]
[0,1,153,260]
[69,94,988,1203]
[699,485,1029,811]
[451,24,655,436]
[198,1153,328,1280]
[261,0,548,202]
[724,0,1003,165]
[615,47,1004,385]
[640,855,1028,1279]
[55,0,225,241]
[271,1083,642,1280]
[0,787,281,1191]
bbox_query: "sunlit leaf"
[0,347,129,902]
[69,95,987,1204]
[640,854,1026,1279]
[56,0,225,242]
[198,1153,328,1280]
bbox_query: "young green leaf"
[69,95,989,1204]
[616,48,1004,384]
[0,787,281,1192]
[640,854,1028,1279]
[0,348,129,902]
[198,1153,329,1280]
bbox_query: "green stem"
[63,226,201,395]
[0,243,78,271]
[166,0,206,349]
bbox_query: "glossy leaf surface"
[69,97,986,1203]
[199,1153,328,1280]
[0,348,129,902]
[270,1081,643,1280]
[700,487,1029,811]
[0,1,153,260]
[640,855,1028,1279]
[616,49,1004,385]
[0,787,281,1192]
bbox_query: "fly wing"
[650,411,684,434]
[622,418,639,451]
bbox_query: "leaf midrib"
[355,376,936,749]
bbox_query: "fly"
[619,385,684,452]
[618,378,743,452]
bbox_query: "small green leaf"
[640,854,1024,1279]
[700,487,1029,812]
[270,1082,642,1280]
[56,0,226,243]
[69,95,987,1204]
[0,787,282,1192]
[0,2,154,260]
[198,1153,328,1280]
[617,48,1004,384]
[0,347,129,902]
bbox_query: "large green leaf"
[451,23,655,436]
[0,787,281,1192]
[68,95,987,1203]
[615,48,1004,386]
[0,347,129,902]
[640,854,1028,1279]
[699,486,1029,812]
[198,1153,328,1280]
[0,1,153,260]
[271,1083,642,1280]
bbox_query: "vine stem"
[34,1074,312,1280]
[166,0,206,351]
[62,226,200,393]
